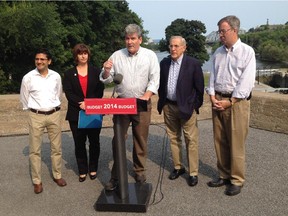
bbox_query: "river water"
[155,51,288,73]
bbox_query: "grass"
[204,72,210,87]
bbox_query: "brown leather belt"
[215,91,232,98]
[30,107,60,115]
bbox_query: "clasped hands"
[212,99,231,111]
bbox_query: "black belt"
[30,107,60,115]
[166,98,177,105]
[215,91,232,98]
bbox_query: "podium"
[85,98,152,212]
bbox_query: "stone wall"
[0,90,287,136]
[250,91,288,134]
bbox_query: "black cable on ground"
[149,123,169,206]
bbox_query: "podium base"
[95,183,152,212]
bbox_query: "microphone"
[111,74,123,98]
[113,73,123,84]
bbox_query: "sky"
[127,0,288,39]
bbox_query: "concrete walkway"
[0,120,287,216]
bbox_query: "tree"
[240,25,288,63]
[54,0,144,68]
[159,18,209,64]
[0,0,144,94]
[259,41,288,62]
[0,1,68,92]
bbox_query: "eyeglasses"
[169,45,182,49]
[35,58,48,61]
[217,29,232,35]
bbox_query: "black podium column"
[114,114,128,199]
[95,100,152,213]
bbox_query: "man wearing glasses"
[206,15,256,196]
[157,36,204,187]
[20,48,67,194]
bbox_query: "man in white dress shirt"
[206,15,256,196]
[20,48,67,194]
[100,24,160,191]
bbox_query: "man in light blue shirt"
[100,24,160,191]
[206,15,256,196]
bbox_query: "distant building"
[143,38,154,45]
[205,31,219,44]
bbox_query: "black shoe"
[104,178,118,191]
[169,168,185,180]
[135,175,146,183]
[225,184,242,196]
[188,176,198,186]
[89,172,97,180]
[207,178,230,187]
[79,174,87,182]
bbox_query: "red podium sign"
[85,98,137,114]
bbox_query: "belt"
[166,98,177,105]
[215,91,232,98]
[30,107,60,115]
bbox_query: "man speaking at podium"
[100,24,160,191]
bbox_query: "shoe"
[79,174,87,182]
[89,172,97,180]
[188,176,198,186]
[225,184,242,196]
[168,168,185,180]
[53,178,67,187]
[207,178,230,187]
[34,183,43,194]
[135,174,146,183]
[104,178,118,191]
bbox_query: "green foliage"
[158,38,167,52]
[203,73,210,87]
[0,1,68,91]
[240,25,288,63]
[159,18,209,64]
[0,68,9,93]
[54,0,143,68]
[0,0,143,94]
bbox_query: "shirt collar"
[223,38,241,52]
[172,53,184,65]
[127,47,141,57]
[34,68,50,77]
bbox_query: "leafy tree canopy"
[0,1,67,90]
[241,25,288,62]
[159,18,209,64]
[0,0,143,93]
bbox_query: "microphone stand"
[95,75,152,212]
[114,114,129,199]
[95,103,152,212]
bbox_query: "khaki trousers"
[163,104,199,176]
[212,97,250,186]
[28,111,62,184]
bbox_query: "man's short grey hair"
[218,15,240,31]
[125,24,142,37]
[170,36,186,46]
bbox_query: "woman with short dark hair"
[63,44,104,182]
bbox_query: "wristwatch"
[229,98,234,106]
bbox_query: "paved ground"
[0,119,287,216]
